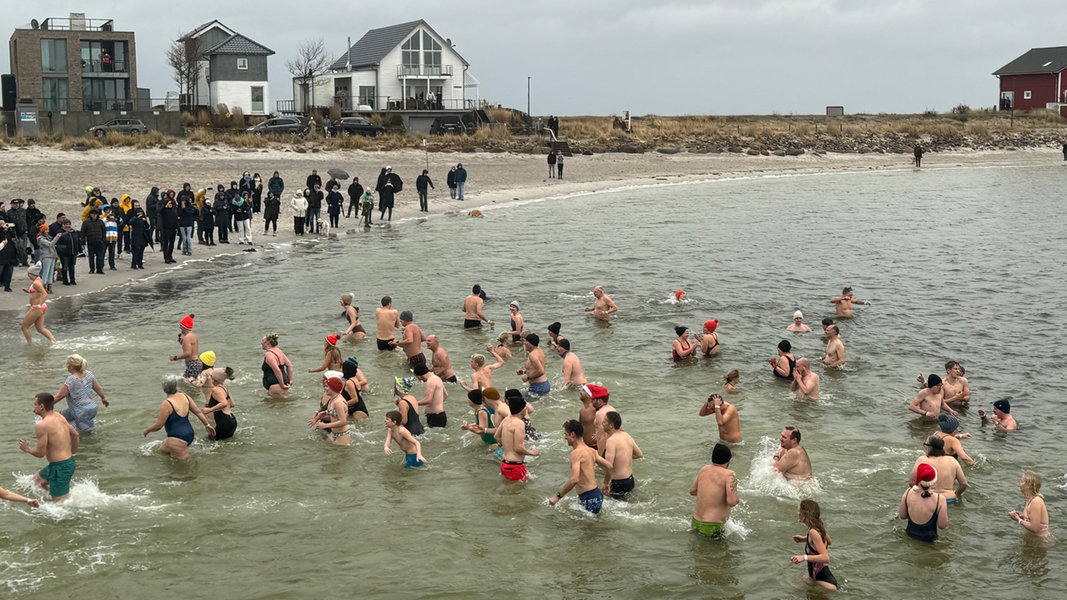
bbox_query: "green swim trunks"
[39,456,76,498]
[692,517,725,538]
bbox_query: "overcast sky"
[5,1,1065,116]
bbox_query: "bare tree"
[166,38,202,109]
[286,38,332,112]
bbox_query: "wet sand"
[0,143,1057,315]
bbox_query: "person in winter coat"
[54,219,81,285]
[378,181,396,221]
[415,170,434,212]
[159,197,179,264]
[214,185,231,244]
[252,173,264,214]
[455,163,468,200]
[226,181,240,232]
[268,171,285,200]
[128,208,152,269]
[232,193,252,244]
[178,197,198,255]
[326,185,344,228]
[80,209,107,274]
[447,166,457,199]
[263,191,281,235]
[200,198,215,246]
[145,186,160,243]
[35,226,58,292]
[307,184,324,234]
[291,192,308,235]
[0,226,18,291]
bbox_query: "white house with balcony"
[290,20,477,113]
[179,20,274,115]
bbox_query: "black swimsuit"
[805,534,838,587]
[342,385,369,416]
[262,349,290,389]
[905,493,941,542]
[774,355,796,381]
[207,389,237,440]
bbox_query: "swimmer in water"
[169,314,201,382]
[690,443,739,538]
[672,326,697,362]
[460,345,506,392]
[340,294,366,341]
[790,499,838,590]
[700,320,721,357]
[722,369,741,393]
[585,286,618,321]
[787,310,812,333]
[830,286,869,318]
[384,410,426,467]
[548,420,611,514]
[21,263,56,343]
[1009,471,1049,537]
[699,393,742,443]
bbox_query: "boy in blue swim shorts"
[548,420,611,514]
[384,410,426,468]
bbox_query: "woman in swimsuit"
[790,499,838,590]
[21,265,56,343]
[341,359,369,420]
[309,375,351,445]
[309,334,343,373]
[770,340,796,380]
[898,463,948,542]
[1009,470,1050,537]
[143,375,215,460]
[700,319,721,357]
[53,354,108,432]
[261,332,293,397]
[722,369,741,394]
[505,302,524,344]
[340,294,366,340]
[202,368,238,441]
[671,326,697,362]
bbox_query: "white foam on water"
[746,436,822,500]
[11,474,158,521]
[50,334,128,352]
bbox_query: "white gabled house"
[180,20,274,115]
[291,19,478,113]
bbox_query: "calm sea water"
[0,163,1064,598]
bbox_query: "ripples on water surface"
[0,164,1064,598]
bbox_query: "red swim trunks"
[500,460,528,481]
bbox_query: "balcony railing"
[82,59,129,73]
[396,64,453,78]
[279,95,475,114]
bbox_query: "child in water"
[384,410,426,467]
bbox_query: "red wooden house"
[994,46,1067,117]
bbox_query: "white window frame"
[237,57,248,71]
[1023,90,1032,100]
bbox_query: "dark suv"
[328,117,385,137]
[247,116,310,135]
[87,118,148,136]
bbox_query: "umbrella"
[327,168,350,180]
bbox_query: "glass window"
[41,39,67,72]
[402,34,420,74]
[359,86,376,109]
[1023,90,1032,100]
[42,77,69,111]
[423,32,441,75]
[83,78,129,111]
[238,58,248,70]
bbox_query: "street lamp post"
[527,76,531,118]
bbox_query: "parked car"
[87,118,148,136]
[328,117,385,137]
[429,115,467,135]
[247,116,310,135]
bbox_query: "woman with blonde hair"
[53,354,108,432]
[261,332,293,397]
[790,499,838,590]
[722,369,740,393]
[309,334,343,373]
[1009,471,1049,537]
[201,367,238,441]
[340,294,366,340]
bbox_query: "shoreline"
[1,144,1058,316]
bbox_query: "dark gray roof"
[178,19,234,42]
[204,34,274,56]
[994,47,1067,76]
[330,20,423,70]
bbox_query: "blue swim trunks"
[494,446,504,460]
[405,453,425,468]
[527,380,551,397]
[578,488,603,514]
[39,456,76,498]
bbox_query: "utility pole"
[527,76,531,118]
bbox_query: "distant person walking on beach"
[19,392,79,502]
[263,191,280,235]
[291,192,307,235]
[416,170,434,212]
[455,163,468,200]
[914,145,924,167]
[447,166,457,199]
[360,189,374,227]
[556,151,564,179]
[547,150,557,178]
[346,177,363,218]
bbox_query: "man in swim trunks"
[426,335,457,383]
[498,394,540,481]
[578,385,600,448]
[908,374,957,420]
[699,393,742,444]
[980,399,1018,432]
[169,314,201,382]
[413,363,447,427]
[585,285,618,321]
[600,411,643,499]
[21,263,56,343]
[518,333,550,397]
[556,338,587,388]
[375,296,400,351]
[462,284,493,328]
[549,420,611,514]
[791,358,820,400]
[830,286,869,318]
[821,325,845,368]
[397,310,428,370]
[690,443,739,537]
[773,426,813,481]
[19,392,80,502]
[941,361,971,407]
[588,385,616,450]
[384,410,426,467]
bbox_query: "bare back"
[376,307,399,340]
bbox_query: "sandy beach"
[0,143,1055,314]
